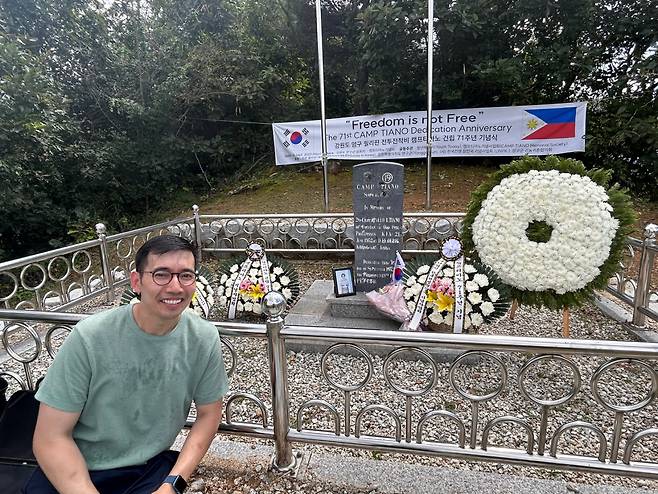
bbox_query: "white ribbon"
[194,289,210,318]
[228,260,252,319]
[259,253,272,292]
[452,256,465,334]
[408,259,446,331]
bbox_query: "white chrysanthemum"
[272,282,281,291]
[207,295,214,306]
[237,301,244,312]
[418,275,427,284]
[407,301,415,312]
[199,276,209,284]
[411,284,423,296]
[406,276,417,287]
[230,272,238,280]
[467,292,482,305]
[428,311,444,324]
[443,268,453,277]
[417,265,430,275]
[473,274,489,287]
[465,281,479,292]
[225,287,232,298]
[487,288,500,302]
[220,274,228,284]
[230,264,239,273]
[471,171,618,294]
[244,302,253,312]
[282,288,292,299]
[273,267,284,276]
[280,275,290,286]
[253,261,260,268]
[207,286,214,295]
[249,269,258,277]
[481,301,495,316]
[463,315,472,329]
[471,312,484,327]
[219,295,227,305]
[464,264,477,274]
[216,286,224,296]
[444,313,453,325]
[404,288,414,300]
[253,302,262,315]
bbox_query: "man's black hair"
[134,235,198,273]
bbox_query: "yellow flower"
[427,290,454,312]
[248,283,266,300]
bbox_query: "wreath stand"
[509,299,571,338]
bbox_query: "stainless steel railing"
[0,207,655,326]
[1,303,657,479]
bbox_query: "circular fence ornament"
[462,156,635,309]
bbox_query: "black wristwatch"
[163,475,187,493]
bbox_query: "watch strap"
[163,474,187,494]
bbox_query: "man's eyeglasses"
[143,270,197,286]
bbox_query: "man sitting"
[24,235,228,494]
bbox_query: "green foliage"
[461,156,637,310]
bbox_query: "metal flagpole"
[425,0,434,209]
[315,0,330,212]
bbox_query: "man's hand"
[152,483,175,494]
[159,400,222,490]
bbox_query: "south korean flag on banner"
[272,120,322,165]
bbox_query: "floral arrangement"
[216,244,300,318]
[120,266,216,318]
[461,156,635,309]
[402,255,511,332]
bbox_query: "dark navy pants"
[22,450,178,494]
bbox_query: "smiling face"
[130,250,196,334]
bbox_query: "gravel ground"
[2,259,658,493]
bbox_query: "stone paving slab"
[195,437,658,494]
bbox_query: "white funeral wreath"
[471,169,619,295]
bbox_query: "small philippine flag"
[392,251,405,283]
[523,107,576,140]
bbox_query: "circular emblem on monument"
[382,172,394,184]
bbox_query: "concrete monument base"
[284,280,465,362]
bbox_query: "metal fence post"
[192,204,203,266]
[632,223,658,328]
[262,291,296,472]
[96,223,114,303]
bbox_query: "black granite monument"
[352,161,404,292]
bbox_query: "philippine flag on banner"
[523,107,577,140]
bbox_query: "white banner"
[272,102,586,165]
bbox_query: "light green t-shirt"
[35,304,228,470]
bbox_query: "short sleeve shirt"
[35,305,228,470]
